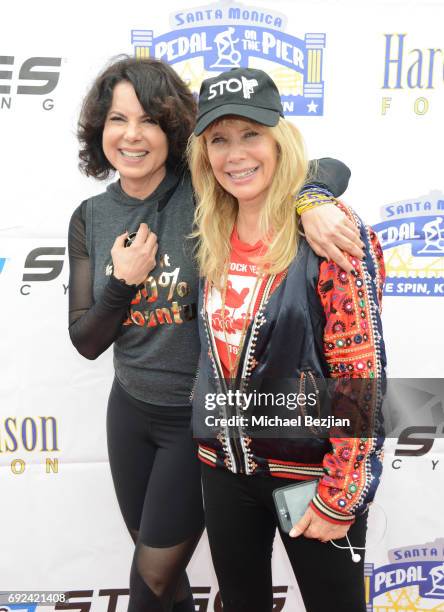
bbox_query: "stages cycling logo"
[0,55,61,111]
[365,538,444,610]
[130,0,326,115]
[373,191,444,297]
[0,586,288,612]
[20,246,67,296]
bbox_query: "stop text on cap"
[207,76,259,101]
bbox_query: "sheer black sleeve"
[68,202,138,360]
[306,157,351,197]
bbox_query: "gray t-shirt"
[69,169,201,406]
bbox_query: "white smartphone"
[272,479,318,533]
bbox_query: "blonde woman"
[189,68,386,612]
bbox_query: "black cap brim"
[194,104,280,135]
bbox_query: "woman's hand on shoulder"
[111,223,158,286]
[299,203,365,273]
[289,506,351,542]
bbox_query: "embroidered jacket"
[192,205,386,525]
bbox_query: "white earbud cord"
[328,503,388,563]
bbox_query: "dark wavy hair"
[77,56,197,179]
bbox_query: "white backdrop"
[1,1,443,610]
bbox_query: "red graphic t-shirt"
[207,228,268,378]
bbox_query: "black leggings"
[107,378,205,611]
[202,463,368,612]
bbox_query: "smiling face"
[204,117,278,210]
[102,81,168,198]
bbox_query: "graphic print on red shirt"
[208,228,267,378]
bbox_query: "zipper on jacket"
[299,369,322,435]
[189,366,200,403]
[232,275,276,473]
[203,274,277,475]
[204,310,244,473]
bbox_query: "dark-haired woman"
[68,56,364,612]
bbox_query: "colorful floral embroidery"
[311,203,386,524]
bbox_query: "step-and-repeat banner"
[1,1,443,610]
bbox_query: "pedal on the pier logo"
[130,1,326,116]
[373,192,444,297]
[365,539,444,610]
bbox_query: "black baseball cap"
[194,67,284,135]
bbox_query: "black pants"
[202,464,367,612]
[107,377,204,546]
[107,378,204,611]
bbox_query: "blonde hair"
[188,118,308,286]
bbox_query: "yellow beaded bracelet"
[295,192,335,215]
